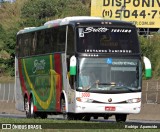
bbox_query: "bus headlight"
[126,98,141,103]
[76,97,94,103]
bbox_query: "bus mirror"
[143,56,152,78]
[70,56,76,75]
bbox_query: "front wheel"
[38,113,48,119]
[115,114,127,122]
[82,116,91,121]
[30,97,37,118]
[61,98,74,120]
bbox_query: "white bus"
[15,16,151,122]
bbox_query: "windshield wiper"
[98,82,116,85]
[84,82,116,92]
[112,86,139,92]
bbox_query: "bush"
[139,34,160,79]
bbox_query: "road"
[0,113,160,124]
[0,113,160,129]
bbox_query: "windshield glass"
[77,58,141,93]
[76,27,139,54]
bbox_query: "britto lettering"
[83,27,109,33]
[32,59,46,74]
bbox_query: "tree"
[140,35,160,79]
[20,0,90,27]
[0,24,6,49]
[0,0,25,76]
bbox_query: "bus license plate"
[105,106,116,111]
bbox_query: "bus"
[15,16,151,122]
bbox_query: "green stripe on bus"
[145,69,152,78]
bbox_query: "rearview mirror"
[143,56,152,78]
[70,56,76,76]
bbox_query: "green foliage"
[0,0,90,77]
[3,28,19,76]
[20,0,90,27]
[0,24,6,49]
[60,0,90,17]
[140,34,160,79]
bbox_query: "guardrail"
[142,81,160,104]
[0,83,15,103]
[0,81,160,104]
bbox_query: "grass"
[0,117,159,131]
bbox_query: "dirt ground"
[0,101,24,115]
[0,101,160,121]
[128,104,160,121]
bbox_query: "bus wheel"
[39,113,47,119]
[24,98,30,118]
[115,114,127,122]
[74,114,82,120]
[61,98,66,119]
[93,116,98,119]
[61,98,74,120]
[30,97,37,118]
[82,116,91,121]
[104,115,109,120]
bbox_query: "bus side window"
[51,26,66,52]
[67,26,76,89]
[57,26,66,52]
[36,30,45,54]
[23,34,29,56]
[31,32,37,55]
[67,26,74,55]
[17,36,22,57]
[45,29,52,53]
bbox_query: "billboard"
[91,0,160,28]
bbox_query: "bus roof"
[17,16,134,35]
[44,16,103,26]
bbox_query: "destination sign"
[91,0,160,28]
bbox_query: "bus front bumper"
[75,102,141,114]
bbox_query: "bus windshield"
[77,58,141,93]
[76,27,139,54]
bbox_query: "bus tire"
[74,114,83,120]
[60,98,74,120]
[93,116,98,119]
[60,98,68,119]
[115,114,127,122]
[104,115,109,120]
[30,97,37,118]
[82,115,91,121]
[24,97,30,118]
[39,113,48,119]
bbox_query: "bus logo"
[32,59,46,74]
[84,27,109,33]
[108,98,112,102]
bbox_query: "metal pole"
[7,83,10,103]
[3,83,5,102]
[146,82,148,103]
